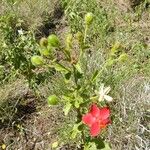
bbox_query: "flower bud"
[39,37,48,47]
[31,55,44,66]
[48,34,60,47]
[47,95,58,106]
[84,12,93,25]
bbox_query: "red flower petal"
[99,107,110,120]
[101,118,111,125]
[99,118,111,129]
[90,104,100,118]
[90,122,101,137]
[82,113,96,127]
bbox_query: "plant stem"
[73,65,78,86]
[84,25,88,44]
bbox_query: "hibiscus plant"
[31,12,114,150]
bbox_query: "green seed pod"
[118,53,128,62]
[84,12,93,25]
[39,37,48,47]
[48,34,60,47]
[47,95,58,106]
[31,55,44,66]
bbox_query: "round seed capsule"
[48,34,60,47]
[31,55,44,66]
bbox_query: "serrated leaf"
[63,102,72,115]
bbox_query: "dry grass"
[0,0,59,31]
[87,1,150,149]
[0,78,29,125]
[107,76,150,150]
[66,0,150,149]
[0,105,65,149]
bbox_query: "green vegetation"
[0,0,150,149]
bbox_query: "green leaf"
[71,123,81,139]
[62,95,72,102]
[47,95,58,106]
[101,142,111,150]
[52,62,70,74]
[84,142,97,150]
[74,63,83,73]
[85,137,108,149]
[82,44,90,50]
[64,71,71,82]
[74,100,80,108]
[74,97,83,108]
[69,12,76,19]
[76,71,83,79]
[91,70,100,82]
[63,102,72,115]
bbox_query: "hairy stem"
[84,25,88,44]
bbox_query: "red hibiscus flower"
[82,104,111,137]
